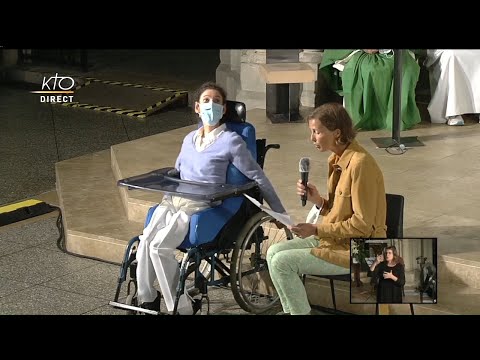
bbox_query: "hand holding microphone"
[297,157,323,208]
[299,157,310,207]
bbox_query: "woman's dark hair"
[194,81,227,104]
[307,102,356,144]
[384,246,404,266]
[194,82,228,125]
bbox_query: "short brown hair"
[194,82,227,104]
[307,103,356,144]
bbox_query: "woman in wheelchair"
[267,103,387,315]
[136,82,286,315]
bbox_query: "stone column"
[402,239,423,273]
[216,49,266,110]
[398,239,422,284]
[215,50,242,102]
[236,49,267,110]
[299,49,323,107]
[1,49,19,66]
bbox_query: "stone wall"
[216,49,323,111]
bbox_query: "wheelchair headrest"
[223,100,246,123]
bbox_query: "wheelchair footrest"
[109,301,160,315]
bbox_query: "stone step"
[110,125,197,223]
[306,276,480,315]
[56,149,144,263]
[439,253,480,290]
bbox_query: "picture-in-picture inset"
[350,238,437,305]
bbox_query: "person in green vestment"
[316,49,421,131]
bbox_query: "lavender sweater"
[174,129,285,213]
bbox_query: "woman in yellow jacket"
[266,102,387,315]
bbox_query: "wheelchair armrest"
[265,144,280,151]
[257,141,280,169]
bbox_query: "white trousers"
[136,195,210,314]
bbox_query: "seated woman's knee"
[266,241,283,262]
[269,250,299,273]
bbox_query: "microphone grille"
[299,157,310,172]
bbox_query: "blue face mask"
[199,101,224,126]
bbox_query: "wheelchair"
[109,100,293,315]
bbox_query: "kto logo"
[31,73,75,103]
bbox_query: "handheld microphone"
[299,157,310,207]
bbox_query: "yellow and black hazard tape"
[84,77,189,94]
[74,78,93,91]
[143,92,187,114]
[56,77,188,118]
[0,199,57,227]
[61,102,148,118]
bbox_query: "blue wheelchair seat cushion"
[180,196,245,248]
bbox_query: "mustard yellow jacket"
[312,140,387,268]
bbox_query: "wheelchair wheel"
[230,211,293,314]
[125,293,139,315]
[123,255,141,314]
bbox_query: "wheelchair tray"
[117,167,257,202]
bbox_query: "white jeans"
[136,195,210,314]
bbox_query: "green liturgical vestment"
[319,49,421,131]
